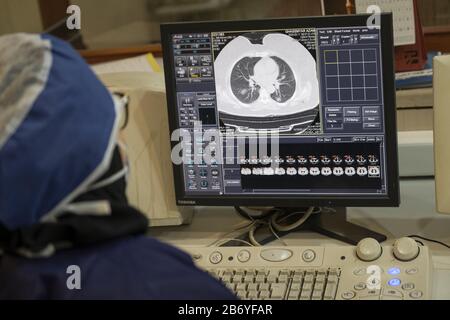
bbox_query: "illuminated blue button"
[388,278,401,287]
[388,267,401,275]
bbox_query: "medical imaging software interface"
[170,25,388,197]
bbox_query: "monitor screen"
[161,14,399,207]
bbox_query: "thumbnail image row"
[241,166,381,177]
[239,155,379,166]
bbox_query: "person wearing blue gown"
[0,33,235,300]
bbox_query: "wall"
[417,0,450,27]
[71,0,322,49]
[0,0,43,35]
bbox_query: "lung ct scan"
[213,30,321,134]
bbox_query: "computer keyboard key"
[304,275,314,283]
[235,269,245,276]
[256,269,267,276]
[223,270,233,276]
[244,275,254,283]
[247,291,258,300]
[269,270,280,276]
[317,269,327,276]
[267,275,277,283]
[236,283,246,291]
[402,283,415,291]
[292,275,303,284]
[302,282,313,291]
[324,283,338,300]
[270,283,287,299]
[291,283,302,291]
[327,275,339,283]
[328,268,341,276]
[366,289,381,296]
[312,290,324,300]
[316,275,326,283]
[280,269,290,276]
[314,284,325,296]
[288,290,300,300]
[255,275,266,283]
[294,270,304,276]
[409,291,423,299]
[341,291,356,300]
[246,269,256,276]
[232,275,243,283]
[382,288,403,298]
[258,284,270,294]
[300,290,312,300]
[259,291,270,300]
[247,283,258,291]
[278,275,289,283]
[236,290,247,299]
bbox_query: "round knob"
[393,237,419,261]
[356,238,382,261]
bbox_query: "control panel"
[181,238,432,300]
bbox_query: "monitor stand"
[221,207,387,246]
[304,207,387,245]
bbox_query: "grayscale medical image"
[213,32,320,134]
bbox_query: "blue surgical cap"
[0,33,119,230]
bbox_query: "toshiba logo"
[178,200,196,205]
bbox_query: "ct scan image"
[213,31,321,134]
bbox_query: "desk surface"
[150,178,450,299]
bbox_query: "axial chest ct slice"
[214,32,319,119]
[230,55,296,105]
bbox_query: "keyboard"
[181,238,432,300]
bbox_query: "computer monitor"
[161,14,399,243]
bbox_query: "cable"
[229,206,330,247]
[268,221,288,246]
[408,235,450,250]
[248,224,261,246]
[271,207,315,232]
[234,206,274,221]
[207,220,255,247]
[247,207,321,246]
[248,220,271,247]
[276,207,322,224]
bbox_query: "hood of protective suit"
[0,33,119,230]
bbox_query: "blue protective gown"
[0,235,235,300]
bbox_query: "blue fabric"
[0,34,116,230]
[0,235,236,300]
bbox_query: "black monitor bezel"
[161,13,399,208]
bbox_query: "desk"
[150,178,450,299]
